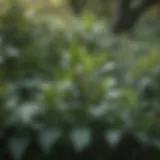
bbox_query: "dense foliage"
[0,0,160,159]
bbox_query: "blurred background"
[0,0,160,160]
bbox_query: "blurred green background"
[0,0,160,160]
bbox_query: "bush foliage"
[0,1,160,159]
